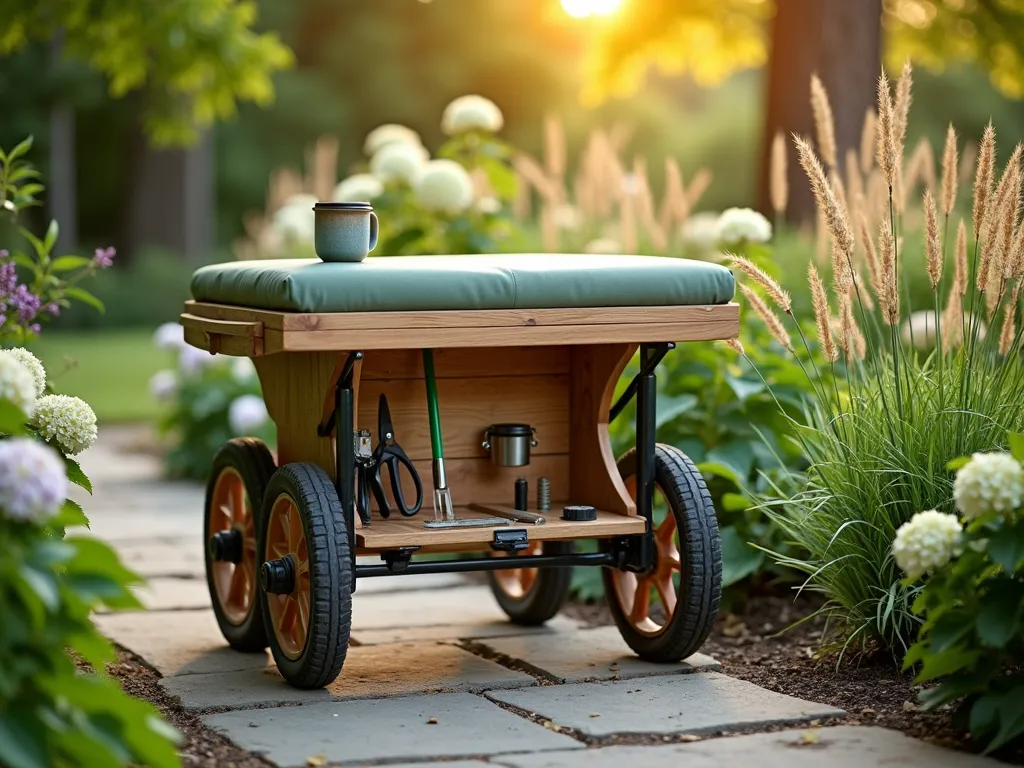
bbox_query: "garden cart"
[182,252,737,689]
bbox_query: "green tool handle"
[422,349,444,460]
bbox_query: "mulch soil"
[105,595,1023,766]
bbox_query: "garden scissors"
[357,393,423,521]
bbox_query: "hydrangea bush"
[151,322,274,480]
[0,349,180,768]
[898,444,1024,753]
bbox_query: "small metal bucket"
[482,424,537,467]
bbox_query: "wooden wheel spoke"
[216,504,233,530]
[296,558,310,578]
[519,568,538,593]
[227,564,247,604]
[656,511,677,544]
[629,577,651,624]
[653,571,677,618]
[231,482,246,524]
[297,590,310,631]
[288,505,302,553]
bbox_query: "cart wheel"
[204,438,276,652]
[604,444,721,662]
[488,540,574,625]
[258,463,352,689]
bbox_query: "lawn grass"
[28,328,167,423]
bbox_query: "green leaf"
[946,456,971,471]
[55,499,90,529]
[707,440,756,482]
[19,563,59,611]
[720,525,764,586]
[11,251,35,269]
[50,255,92,272]
[63,286,105,314]
[928,609,974,653]
[988,690,1024,753]
[725,375,765,402]
[721,492,751,512]
[1008,432,1024,462]
[0,708,48,768]
[977,580,1024,647]
[970,694,1000,741]
[65,457,93,494]
[655,394,697,428]
[988,519,1024,573]
[0,398,29,434]
[696,461,741,485]
[42,219,58,255]
[7,135,34,161]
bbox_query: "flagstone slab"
[486,673,844,737]
[350,585,510,630]
[162,642,535,711]
[353,614,581,645]
[354,571,468,594]
[479,626,719,682]
[112,539,205,578]
[95,576,211,613]
[94,609,269,677]
[494,726,1002,767]
[204,693,582,767]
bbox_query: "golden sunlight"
[561,0,623,19]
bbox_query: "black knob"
[261,557,295,594]
[208,529,243,563]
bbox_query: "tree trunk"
[758,0,882,224]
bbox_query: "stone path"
[84,427,1004,767]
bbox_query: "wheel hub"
[261,556,296,594]
[209,528,244,564]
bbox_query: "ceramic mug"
[313,202,379,262]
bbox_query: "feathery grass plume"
[924,188,942,289]
[942,285,964,348]
[955,218,968,296]
[904,138,935,197]
[878,211,900,324]
[866,168,888,224]
[959,140,978,183]
[1010,224,1024,277]
[795,135,855,292]
[685,168,713,209]
[999,153,1023,281]
[770,131,788,215]
[854,270,875,310]
[858,210,883,298]
[837,291,866,360]
[808,264,837,361]
[876,72,898,187]
[544,114,566,179]
[810,74,837,169]
[999,295,1017,355]
[660,157,686,230]
[846,149,864,220]
[728,254,792,311]
[739,284,793,351]
[893,61,913,163]
[724,338,745,355]
[941,124,959,216]
[860,108,877,175]
[973,122,996,239]
[892,162,906,214]
[979,147,1020,291]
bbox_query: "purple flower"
[29,324,40,334]
[0,263,16,297]
[44,302,59,316]
[9,284,40,323]
[93,246,116,268]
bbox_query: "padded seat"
[190,253,735,314]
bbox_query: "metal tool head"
[377,392,395,445]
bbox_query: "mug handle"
[368,211,379,253]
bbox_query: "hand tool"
[468,502,546,525]
[422,349,455,522]
[424,517,507,529]
[356,393,423,522]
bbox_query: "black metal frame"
[322,343,670,586]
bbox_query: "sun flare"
[561,0,623,19]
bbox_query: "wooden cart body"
[181,300,738,555]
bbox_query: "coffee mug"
[313,202,379,262]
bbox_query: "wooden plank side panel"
[360,346,570,380]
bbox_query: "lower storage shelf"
[355,505,644,553]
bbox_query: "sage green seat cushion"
[190,254,735,313]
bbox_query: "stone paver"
[204,693,582,766]
[354,570,469,595]
[113,538,205,578]
[94,609,269,676]
[480,625,719,682]
[162,641,535,710]
[95,576,210,613]
[487,672,844,737]
[493,726,1003,767]
[351,585,513,630]
[354,614,582,645]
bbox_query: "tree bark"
[758,0,882,224]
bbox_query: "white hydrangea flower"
[680,212,722,251]
[441,95,504,135]
[0,352,37,418]
[229,394,269,434]
[231,357,257,383]
[179,345,221,376]
[273,194,318,243]
[32,394,98,456]
[333,173,384,202]
[363,124,423,157]
[0,348,45,397]
[415,159,474,213]
[475,196,501,214]
[954,452,1024,519]
[892,510,962,580]
[149,370,178,402]
[370,141,428,185]
[716,207,773,245]
[583,238,622,255]
[154,321,186,351]
[0,438,67,522]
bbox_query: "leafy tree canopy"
[1,0,294,145]
[585,0,1024,100]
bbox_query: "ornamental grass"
[734,64,1024,656]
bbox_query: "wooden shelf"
[355,505,644,553]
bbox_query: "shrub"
[898,444,1024,753]
[742,65,1024,654]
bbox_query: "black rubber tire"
[204,438,276,652]
[258,462,352,689]
[488,540,575,625]
[603,444,722,662]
